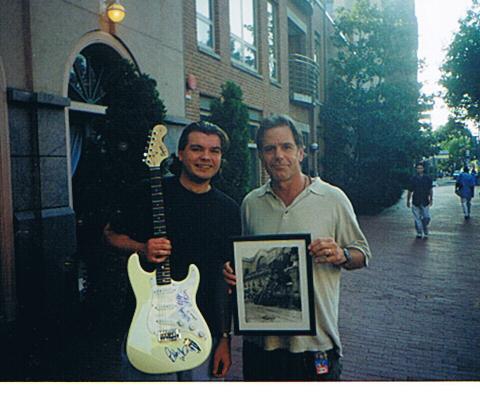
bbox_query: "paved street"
[227,180,480,381]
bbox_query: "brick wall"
[183,0,290,122]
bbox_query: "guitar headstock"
[143,125,169,168]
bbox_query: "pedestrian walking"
[406,162,433,239]
[456,166,475,220]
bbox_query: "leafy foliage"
[74,58,166,226]
[208,81,251,204]
[72,58,166,319]
[432,118,476,173]
[441,0,480,123]
[321,0,435,214]
[101,58,167,183]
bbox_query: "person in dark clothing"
[456,166,475,220]
[104,121,241,381]
[407,162,433,239]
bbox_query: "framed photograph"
[232,234,315,335]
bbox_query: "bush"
[208,81,251,204]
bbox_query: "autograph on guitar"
[126,125,212,374]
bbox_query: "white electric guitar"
[126,125,212,374]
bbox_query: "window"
[287,11,307,56]
[267,1,279,81]
[247,109,263,188]
[199,95,214,120]
[314,33,322,97]
[229,0,258,70]
[196,0,215,50]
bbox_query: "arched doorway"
[64,32,166,340]
[67,43,130,326]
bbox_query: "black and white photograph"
[232,234,315,335]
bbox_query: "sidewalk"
[2,182,478,381]
[339,182,480,380]
[228,181,480,380]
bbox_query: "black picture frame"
[232,234,315,335]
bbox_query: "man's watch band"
[341,247,353,266]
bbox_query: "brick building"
[0,0,337,328]
[0,0,420,380]
[184,0,337,184]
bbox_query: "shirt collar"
[255,176,327,197]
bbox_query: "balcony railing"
[289,54,320,106]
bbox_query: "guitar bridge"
[157,328,181,342]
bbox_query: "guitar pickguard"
[126,253,212,374]
[147,279,205,340]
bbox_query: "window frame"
[229,0,259,72]
[267,0,280,82]
[196,0,216,52]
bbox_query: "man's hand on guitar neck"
[104,224,172,264]
[143,237,172,264]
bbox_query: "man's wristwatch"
[340,248,353,267]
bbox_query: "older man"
[224,115,371,381]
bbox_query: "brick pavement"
[338,180,480,380]
[2,180,478,381]
[227,180,480,381]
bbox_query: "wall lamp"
[101,1,126,23]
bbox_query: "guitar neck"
[150,167,171,285]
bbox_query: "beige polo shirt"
[241,177,371,355]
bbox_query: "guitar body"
[126,253,213,374]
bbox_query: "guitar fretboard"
[150,167,171,286]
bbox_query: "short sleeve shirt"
[408,175,433,207]
[241,177,371,355]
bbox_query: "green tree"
[441,0,480,124]
[433,118,476,172]
[75,58,167,231]
[72,58,166,322]
[101,58,167,185]
[208,81,251,204]
[321,0,434,214]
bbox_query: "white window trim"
[229,0,258,71]
[267,1,280,82]
[196,0,215,51]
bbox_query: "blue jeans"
[461,197,472,217]
[412,205,430,235]
[120,337,221,381]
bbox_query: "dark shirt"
[110,175,241,334]
[408,174,433,207]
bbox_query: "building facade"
[0,0,188,326]
[0,0,338,327]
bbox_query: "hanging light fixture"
[106,1,126,23]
